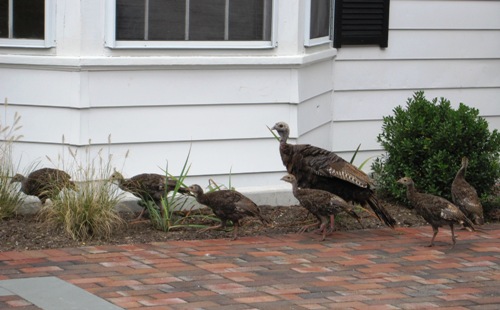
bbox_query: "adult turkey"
[397,176,475,248]
[188,184,270,240]
[451,157,484,225]
[281,174,363,241]
[10,168,77,205]
[271,121,396,229]
[110,171,189,220]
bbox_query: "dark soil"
[0,200,432,252]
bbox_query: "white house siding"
[0,51,339,182]
[333,0,500,168]
[1,0,499,205]
[0,0,337,201]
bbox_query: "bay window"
[106,0,276,49]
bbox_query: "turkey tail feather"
[462,216,475,232]
[367,195,397,229]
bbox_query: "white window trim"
[105,0,278,50]
[304,0,332,47]
[0,0,56,48]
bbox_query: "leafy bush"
[372,91,500,202]
[483,194,500,221]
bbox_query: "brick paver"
[1,224,499,309]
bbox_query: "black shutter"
[333,0,390,48]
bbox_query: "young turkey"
[110,171,189,220]
[271,121,396,229]
[397,176,475,248]
[451,157,484,225]
[281,174,363,241]
[11,168,77,205]
[188,184,269,240]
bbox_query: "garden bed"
[0,200,431,251]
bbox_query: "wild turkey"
[188,184,270,240]
[10,168,77,205]
[281,174,363,241]
[451,157,484,225]
[271,121,396,229]
[397,176,475,248]
[110,171,189,220]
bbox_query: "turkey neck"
[404,182,420,204]
[278,139,293,173]
[455,162,467,180]
[279,141,292,157]
[115,177,127,189]
[278,129,289,144]
[193,191,208,205]
[19,177,28,192]
[288,179,301,197]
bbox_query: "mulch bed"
[0,201,432,252]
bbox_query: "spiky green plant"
[41,137,124,241]
[349,144,375,171]
[148,146,211,232]
[0,100,25,219]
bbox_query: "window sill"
[305,36,332,47]
[0,38,55,49]
[0,49,337,70]
[106,40,277,50]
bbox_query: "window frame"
[0,0,55,48]
[304,0,333,47]
[105,0,278,50]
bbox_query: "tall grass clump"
[148,147,207,232]
[0,100,24,219]
[372,91,500,202]
[41,137,124,241]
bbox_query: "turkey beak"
[186,187,196,197]
[280,176,292,183]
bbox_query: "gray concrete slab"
[0,276,122,310]
[0,286,13,296]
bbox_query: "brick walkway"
[1,224,499,309]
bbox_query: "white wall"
[332,0,500,169]
[0,0,335,192]
[0,0,499,200]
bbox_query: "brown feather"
[188,184,269,240]
[451,157,484,225]
[272,122,396,228]
[281,174,363,240]
[11,168,76,204]
[397,176,475,248]
[110,171,188,219]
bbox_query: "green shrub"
[483,194,500,221]
[372,91,500,202]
